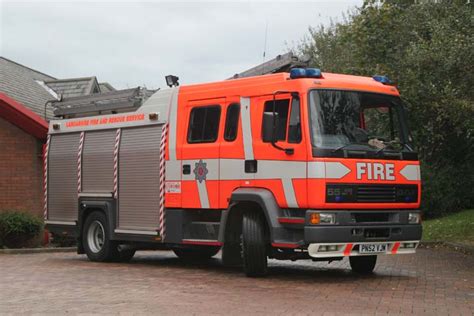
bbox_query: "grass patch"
[423,209,474,245]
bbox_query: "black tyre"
[83,211,119,262]
[116,249,136,262]
[349,255,377,274]
[222,242,243,267]
[241,212,268,277]
[173,246,220,261]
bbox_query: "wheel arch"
[77,198,116,254]
[218,188,281,244]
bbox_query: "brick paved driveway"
[0,247,472,315]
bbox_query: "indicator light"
[309,213,320,225]
[308,212,336,225]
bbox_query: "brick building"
[0,57,117,217]
[0,94,48,217]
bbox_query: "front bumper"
[272,210,422,258]
[303,213,422,258]
[308,240,419,258]
[304,224,422,243]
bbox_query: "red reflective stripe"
[391,242,401,254]
[271,242,299,249]
[181,240,222,246]
[344,243,353,256]
[277,217,305,224]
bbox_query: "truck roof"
[179,72,400,99]
[49,71,400,134]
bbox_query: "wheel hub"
[87,220,105,253]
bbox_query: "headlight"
[320,213,336,224]
[308,212,336,225]
[408,212,421,224]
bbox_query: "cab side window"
[224,103,240,142]
[187,106,221,143]
[262,98,301,143]
[263,99,290,141]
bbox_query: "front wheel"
[173,246,220,261]
[83,211,119,262]
[241,212,268,277]
[349,255,377,274]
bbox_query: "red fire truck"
[45,69,422,276]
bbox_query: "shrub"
[0,211,44,248]
[50,232,76,247]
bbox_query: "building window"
[187,106,221,143]
[224,103,240,141]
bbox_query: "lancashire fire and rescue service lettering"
[65,113,145,128]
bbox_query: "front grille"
[326,184,418,203]
[364,228,390,238]
[357,185,396,202]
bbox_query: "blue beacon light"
[289,68,306,79]
[372,75,392,85]
[290,68,323,79]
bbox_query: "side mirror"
[262,112,278,142]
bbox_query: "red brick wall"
[0,117,44,218]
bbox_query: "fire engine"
[45,68,422,277]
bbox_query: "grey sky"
[1,1,361,90]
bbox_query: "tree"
[299,0,474,216]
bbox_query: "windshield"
[308,90,414,156]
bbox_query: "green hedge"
[0,211,43,248]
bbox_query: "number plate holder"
[359,243,387,254]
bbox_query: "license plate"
[359,243,387,254]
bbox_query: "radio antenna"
[262,20,268,75]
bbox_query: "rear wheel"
[173,246,220,261]
[349,255,377,274]
[241,212,268,277]
[83,211,119,262]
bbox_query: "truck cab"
[45,69,422,277]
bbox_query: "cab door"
[180,98,225,209]
[251,92,308,208]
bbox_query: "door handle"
[244,160,257,173]
[183,164,191,175]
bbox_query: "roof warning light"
[290,68,322,79]
[372,75,393,85]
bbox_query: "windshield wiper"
[375,140,411,156]
[331,143,374,153]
